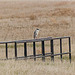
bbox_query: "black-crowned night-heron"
[34,29,40,39]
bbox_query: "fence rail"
[0,36,71,63]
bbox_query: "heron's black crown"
[37,29,39,30]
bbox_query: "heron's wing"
[34,31,36,39]
[34,30,38,38]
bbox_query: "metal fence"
[0,36,71,63]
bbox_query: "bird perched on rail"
[34,29,40,39]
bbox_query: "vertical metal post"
[6,43,8,59]
[60,39,62,62]
[42,41,45,61]
[33,42,36,61]
[50,40,54,61]
[69,37,71,63]
[24,42,27,58]
[15,42,17,59]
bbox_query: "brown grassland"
[0,0,75,75]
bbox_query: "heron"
[34,29,40,39]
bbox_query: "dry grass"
[29,14,37,20]
[0,60,75,75]
[49,8,75,17]
[0,0,75,75]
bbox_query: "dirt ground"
[0,0,75,75]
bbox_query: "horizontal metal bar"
[0,52,70,60]
[27,52,70,59]
[0,36,70,44]
[52,52,70,56]
[16,36,70,43]
[27,53,52,57]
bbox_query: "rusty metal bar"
[24,42,27,58]
[51,40,54,62]
[60,39,62,62]
[15,42,17,59]
[69,37,71,63]
[33,42,36,61]
[42,41,45,61]
[6,43,8,59]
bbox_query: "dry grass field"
[0,0,75,75]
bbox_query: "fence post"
[15,42,17,59]
[60,39,62,62]
[69,37,71,63]
[42,41,45,61]
[50,40,54,61]
[33,42,36,61]
[6,43,8,59]
[24,42,27,58]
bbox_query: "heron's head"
[36,28,40,31]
